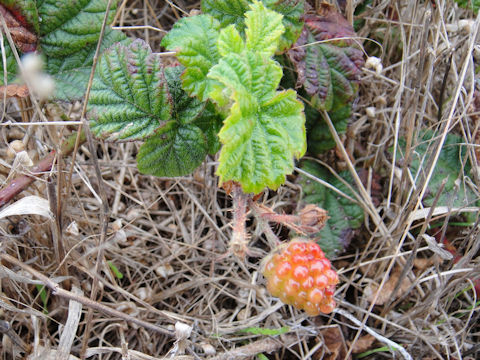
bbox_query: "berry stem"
[229,183,250,257]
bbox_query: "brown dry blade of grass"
[1,0,480,359]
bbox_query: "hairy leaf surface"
[288,4,364,111]
[201,0,304,51]
[244,0,284,56]
[298,160,364,258]
[161,15,221,101]
[209,51,306,193]
[89,40,221,177]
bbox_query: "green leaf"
[89,40,221,177]
[298,160,364,258]
[201,0,304,52]
[161,14,221,102]
[306,98,351,154]
[209,52,306,193]
[240,326,290,336]
[48,28,127,100]
[0,0,126,100]
[455,0,480,13]
[0,40,18,84]
[218,24,244,56]
[400,133,479,220]
[287,6,364,111]
[39,0,126,100]
[107,261,124,279]
[89,39,173,141]
[244,0,284,57]
[38,0,117,57]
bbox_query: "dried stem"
[209,334,298,360]
[0,253,174,338]
[0,130,86,208]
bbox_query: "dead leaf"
[0,5,37,53]
[348,334,375,354]
[314,326,349,360]
[0,84,29,98]
[364,268,412,305]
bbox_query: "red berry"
[262,238,338,315]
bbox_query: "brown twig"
[0,130,86,208]
[0,253,174,338]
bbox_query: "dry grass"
[1,0,480,359]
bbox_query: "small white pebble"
[112,218,123,232]
[366,106,376,118]
[7,140,25,158]
[458,19,474,33]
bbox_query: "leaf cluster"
[162,0,307,193]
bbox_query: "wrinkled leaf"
[287,4,364,111]
[89,39,172,140]
[400,132,479,221]
[89,40,221,177]
[244,0,284,56]
[218,24,244,56]
[0,0,126,100]
[161,14,221,102]
[48,28,127,100]
[298,160,364,258]
[209,51,306,193]
[201,0,304,51]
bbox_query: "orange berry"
[262,239,339,316]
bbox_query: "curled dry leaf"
[314,326,348,360]
[0,5,37,53]
[299,204,329,234]
[348,334,375,354]
[364,267,412,305]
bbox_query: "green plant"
[262,238,339,315]
[1,0,366,318]
[160,0,306,193]
[0,0,126,100]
